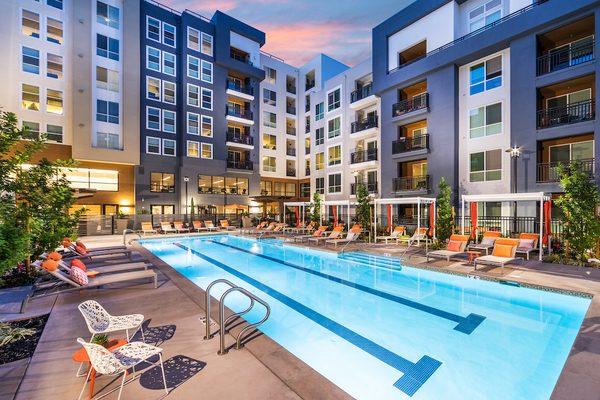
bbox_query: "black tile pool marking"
[173,242,442,396]
[209,239,485,335]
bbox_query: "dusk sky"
[162,0,416,67]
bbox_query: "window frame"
[201,32,213,56]
[327,173,342,194]
[146,76,161,101]
[187,83,199,107]
[162,80,176,105]
[162,109,176,133]
[469,54,503,95]
[469,149,502,182]
[146,16,161,43]
[187,54,199,79]
[201,60,213,84]
[162,22,176,47]
[146,106,161,131]
[469,101,502,139]
[22,46,40,75]
[200,142,213,159]
[327,116,341,139]
[201,115,213,137]
[186,140,200,158]
[201,88,213,110]
[161,51,176,77]
[162,138,176,157]
[187,112,200,135]
[146,136,161,155]
[326,86,341,112]
[187,27,200,51]
[146,46,161,72]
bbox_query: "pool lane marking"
[207,239,485,335]
[174,242,441,396]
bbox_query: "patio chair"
[203,220,220,232]
[397,227,431,246]
[60,246,139,263]
[78,300,145,342]
[375,226,407,244]
[242,221,266,234]
[190,220,207,232]
[51,258,151,277]
[426,234,470,262]
[474,238,520,271]
[292,225,328,242]
[515,233,540,260]
[308,226,344,245]
[326,227,361,248]
[467,231,502,255]
[160,221,177,234]
[140,222,157,235]
[76,338,168,400]
[173,221,190,233]
[220,219,237,231]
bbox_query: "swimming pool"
[141,234,590,400]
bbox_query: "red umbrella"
[294,206,300,227]
[470,202,478,239]
[387,204,393,233]
[332,205,338,227]
[543,200,552,245]
[428,202,435,237]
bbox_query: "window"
[47,54,63,79]
[97,34,119,61]
[147,16,161,42]
[22,10,39,38]
[201,33,213,56]
[22,84,40,111]
[147,47,161,72]
[315,152,324,170]
[327,117,341,139]
[187,84,199,106]
[163,81,176,104]
[201,88,212,110]
[46,124,63,143]
[66,167,119,192]
[187,112,199,135]
[263,133,276,150]
[47,0,63,10]
[315,127,324,145]
[163,139,176,156]
[263,89,276,106]
[328,173,342,193]
[97,100,119,123]
[188,27,200,51]
[201,60,213,83]
[46,89,63,114]
[97,1,119,29]
[96,66,118,92]
[187,55,199,79]
[265,67,276,84]
[315,177,324,194]
[146,77,161,101]
[470,149,501,181]
[315,102,324,121]
[23,121,40,140]
[263,156,276,172]
[146,107,161,130]
[146,137,161,154]
[549,141,594,163]
[150,173,175,193]
[201,116,213,137]
[470,55,502,95]
[187,141,199,158]
[301,182,310,197]
[469,0,502,32]
[162,23,176,47]
[327,88,340,111]
[328,145,341,166]
[22,47,39,74]
[162,110,175,133]
[201,143,213,159]
[469,103,502,138]
[263,111,276,128]
[96,132,120,149]
[47,18,63,44]
[162,52,176,76]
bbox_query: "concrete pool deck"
[4,232,600,399]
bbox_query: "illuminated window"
[22,84,40,111]
[46,89,63,115]
[22,10,39,38]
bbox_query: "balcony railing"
[305,124,310,133]
[286,127,296,136]
[286,168,296,177]
[306,79,315,91]
[305,167,310,175]
[286,148,296,156]
[226,132,254,146]
[305,103,310,113]
[393,175,430,192]
[286,106,296,115]
[230,49,252,65]
[350,148,378,164]
[536,99,594,129]
[392,93,429,117]
[226,79,253,96]
[350,182,378,195]
[536,41,594,76]
[351,116,378,134]
[392,134,430,154]
[350,83,373,103]
[227,160,253,170]
[287,84,296,94]
[226,106,253,120]
[537,158,595,183]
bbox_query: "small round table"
[466,250,481,266]
[72,339,127,397]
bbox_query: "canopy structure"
[321,200,355,227]
[283,201,312,227]
[373,197,436,242]
[461,192,551,261]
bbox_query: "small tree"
[310,192,321,223]
[189,198,196,222]
[555,161,600,263]
[436,177,454,242]
[355,183,371,233]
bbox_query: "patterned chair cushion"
[70,266,89,285]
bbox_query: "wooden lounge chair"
[220,219,237,231]
[203,220,220,232]
[376,226,407,244]
[61,247,139,263]
[292,226,328,242]
[173,221,190,233]
[242,221,266,234]
[308,226,344,245]
[326,227,361,248]
[140,222,157,235]
[160,221,177,234]
[397,227,431,246]
[190,220,207,232]
[467,231,502,255]
[474,238,520,271]
[515,233,540,260]
[426,234,470,262]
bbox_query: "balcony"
[230,47,252,66]
[350,83,377,109]
[305,102,310,113]
[227,160,253,171]
[305,124,310,134]
[226,106,254,125]
[392,134,429,155]
[287,84,296,94]
[350,117,378,136]
[226,132,254,149]
[226,79,254,100]
[350,182,378,195]
[286,168,296,177]
[392,93,429,118]
[350,148,378,165]
[305,79,315,91]
[536,99,594,129]
[537,158,595,183]
[286,148,296,157]
[286,106,296,115]
[393,175,430,193]
[305,167,310,176]
[537,40,594,76]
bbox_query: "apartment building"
[0,0,140,216]
[373,0,600,218]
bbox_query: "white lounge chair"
[173,221,190,233]
[397,227,431,246]
[474,238,520,271]
[467,231,502,255]
[160,221,177,234]
[203,220,220,232]
[326,230,360,248]
[426,234,470,262]
[376,226,407,244]
[140,222,157,235]
[515,233,540,260]
[308,227,344,245]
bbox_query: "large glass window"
[263,134,276,150]
[22,84,40,111]
[162,110,175,133]
[469,0,502,32]
[97,34,119,61]
[187,55,199,79]
[201,33,213,56]
[96,132,119,150]
[201,116,213,137]
[151,172,174,193]
[263,156,276,172]
[315,152,324,170]
[22,47,39,74]
[550,141,594,163]
[46,89,63,115]
[162,52,176,76]
[327,88,340,111]
[315,102,324,120]
[470,149,501,181]
[327,117,341,139]
[187,141,199,158]
[201,88,212,110]
[147,16,161,42]
[263,111,276,128]
[315,127,324,145]
[146,107,161,130]
[328,173,342,193]
[187,112,199,135]
[47,54,63,79]
[97,100,119,123]
[162,23,176,47]
[201,60,213,83]
[263,89,276,106]
[97,1,119,29]
[188,27,199,51]
[47,18,63,44]
[65,168,119,191]
[328,145,341,166]
[163,81,176,104]
[147,47,161,72]
[146,77,160,101]
[469,102,501,138]
[47,124,63,143]
[469,55,502,95]
[187,84,199,106]
[22,10,39,38]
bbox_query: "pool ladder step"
[339,252,403,269]
[203,278,271,355]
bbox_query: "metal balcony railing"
[287,84,296,94]
[305,79,315,91]
[226,106,253,120]
[286,148,296,156]
[536,99,594,129]
[350,148,378,164]
[305,124,310,133]
[537,158,595,182]
[536,41,594,76]
[226,132,254,146]
[392,134,430,154]
[226,79,253,95]
[286,106,296,115]
[351,116,378,134]
[393,175,430,192]
[305,167,310,175]
[286,168,296,177]
[286,127,296,136]
[350,83,373,103]
[392,93,429,117]
[350,182,378,195]
[227,160,253,170]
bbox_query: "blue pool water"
[141,235,590,400]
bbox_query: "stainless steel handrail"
[122,229,141,246]
[203,279,238,340]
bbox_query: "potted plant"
[91,334,114,348]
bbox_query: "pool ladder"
[203,278,270,355]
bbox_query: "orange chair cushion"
[75,245,87,256]
[483,231,502,238]
[47,251,62,261]
[41,259,58,272]
[447,241,462,252]
[449,234,469,242]
[313,229,323,237]
[86,270,99,278]
[492,244,514,258]
[61,239,72,248]
[71,259,87,272]
[75,241,87,250]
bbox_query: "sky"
[162,0,416,67]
